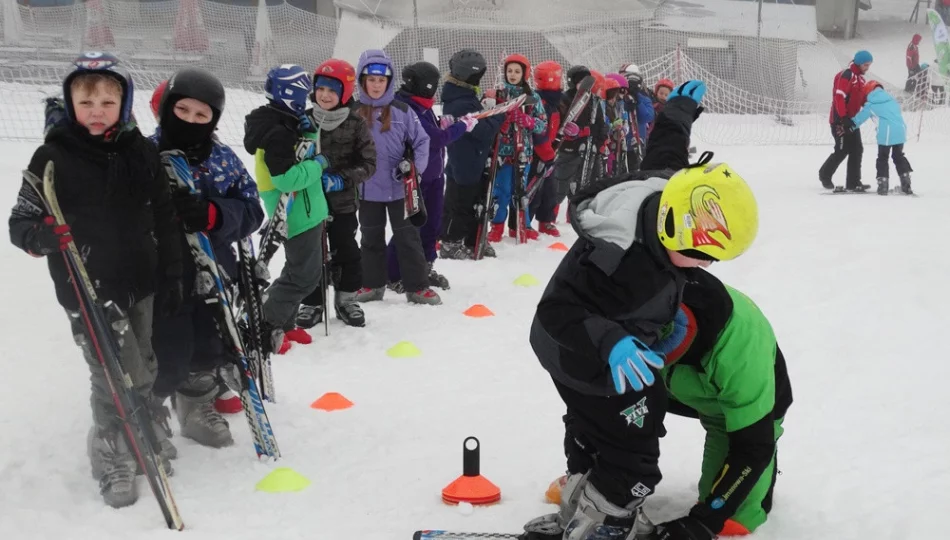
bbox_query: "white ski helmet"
[619,63,641,76]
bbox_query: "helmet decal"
[688,185,731,250]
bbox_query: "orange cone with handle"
[441,437,501,505]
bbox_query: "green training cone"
[387,341,421,358]
[255,467,311,493]
[513,274,540,287]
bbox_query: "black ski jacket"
[529,96,700,396]
[556,88,607,154]
[9,119,182,312]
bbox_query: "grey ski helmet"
[449,49,487,86]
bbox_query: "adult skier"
[818,50,873,191]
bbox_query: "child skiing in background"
[353,49,439,305]
[8,52,183,508]
[852,80,914,195]
[487,54,548,243]
[149,67,264,449]
[386,61,474,290]
[651,78,675,134]
[244,64,331,350]
[528,60,564,237]
[296,58,376,329]
[618,64,656,171]
[522,80,760,540]
[439,48,506,260]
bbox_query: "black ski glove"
[171,187,217,233]
[25,216,71,256]
[156,275,184,317]
[653,515,715,540]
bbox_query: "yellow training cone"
[255,467,311,493]
[513,274,540,287]
[386,341,421,358]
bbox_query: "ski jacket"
[658,268,792,534]
[150,130,263,280]
[9,110,182,312]
[852,87,907,146]
[355,49,430,202]
[534,89,563,162]
[441,79,506,186]
[557,88,607,154]
[312,107,377,215]
[394,90,466,186]
[624,91,656,144]
[529,96,700,397]
[494,84,548,160]
[907,36,921,71]
[829,63,867,124]
[243,104,329,240]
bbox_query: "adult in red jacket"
[819,50,872,191]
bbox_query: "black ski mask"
[158,96,219,162]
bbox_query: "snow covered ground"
[1,118,949,539]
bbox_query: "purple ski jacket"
[355,49,430,202]
[394,89,466,186]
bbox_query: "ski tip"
[413,532,423,540]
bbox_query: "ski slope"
[1,128,948,539]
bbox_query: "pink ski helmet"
[606,73,629,89]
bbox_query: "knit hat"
[315,75,344,100]
[854,50,873,65]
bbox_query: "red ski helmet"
[313,58,357,105]
[150,79,168,120]
[504,53,531,83]
[590,70,607,99]
[534,60,563,91]
[605,73,629,89]
[654,78,675,95]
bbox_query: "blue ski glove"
[670,80,706,105]
[322,173,344,193]
[607,336,665,394]
[298,113,315,133]
[314,154,330,170]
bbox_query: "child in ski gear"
[852,81,913,195]
[546,269,792,539]
[386,61,472,290]
[487,54,548,243]
[819,50,872,191]
[618,63,656,171]
[603,74,630,177]
[528,60,564,237]
[149,67,264,449]
[522,80,760,540]
[552,65,607,209]
[440,48,507,260]
[652,78,675,133]
[353,49,438,305]
[244,64,331,350]
[295,59,376,329]
[8,52,183,508]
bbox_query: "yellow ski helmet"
[656,163,758,261]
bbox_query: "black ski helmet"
[401,61,441,99]
[566,65,591,89]
[63,51,134,126]
[160,67,225,127]
[449,49,487,86]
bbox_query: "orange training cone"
[548,242,568,251]
[441,437,501,505]
[310,392,353,411]
[463,304,494,318]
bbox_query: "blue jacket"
[394,89,466,186]
[150,132,264,280]
[442,80,505,185]
[853,87,907,146]
[624,92,656,143]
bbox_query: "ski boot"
[427,261,450,290]
[847,183,870,193]
[561,483,652,540]
[355,286,385,302]
[439,241,473,261]
[509,227,540,241]
[295,304,323,329]
[334,290,366,327]
[877,176,889,195]
[87,425,138,508]
[487,223,504,243]
[539,222,561,237]
[900,172,913,194]
[147,394,178,466]
[284,327,312,344]
[407,288,442,305]
[174,371,234,448]
[213,364,242,414]
[387,281,406,294]
[819,176,834,190]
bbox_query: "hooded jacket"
[243,104,329,239]
[529,96,700,396]
[441,78,506,185]
[354,49,431,202]
[852,87,907,146]
[9,103,182,311]
[907,34,922,71]
[394,89,466,185]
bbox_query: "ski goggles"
[363,63,392,77]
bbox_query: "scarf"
[410,95,435,109]
[310,106,350,132]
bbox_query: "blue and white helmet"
[265,64,313,115]
[63,51,135,125]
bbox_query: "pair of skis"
[23,162,185,530]
[162,151,280,460]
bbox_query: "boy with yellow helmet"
[524,80,759,540]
